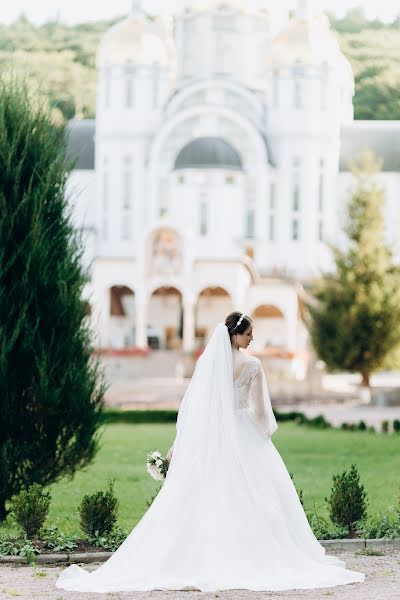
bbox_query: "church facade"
[67,0,400,358]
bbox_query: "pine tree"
[306,150,400,387]
[0,77,106,519]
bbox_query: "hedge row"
[100,409,399,433]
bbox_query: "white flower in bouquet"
[146,450,170,481]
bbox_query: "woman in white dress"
[56,311,365,593]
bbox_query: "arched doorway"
[109,285,135,348]
[251,304,285,351]
[196,286,233,344]
[148,286,183,350]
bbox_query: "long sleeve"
[247,360,278,439]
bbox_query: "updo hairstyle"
[225,311,252,341]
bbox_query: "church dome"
[174,137,243,170]
[97,12,168,68]
[268,13,353,78]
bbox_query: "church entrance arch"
[196,286,233,344]
[251,304,286,352]
[148,286,183,350]
[109,285,136,348]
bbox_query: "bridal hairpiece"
[234,314,245,330]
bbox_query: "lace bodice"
[234,356,278,438]
[234,357,260,391]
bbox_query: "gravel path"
[0,549,399,600]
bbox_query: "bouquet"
[146,450,170,481]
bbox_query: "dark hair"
[225,311,252,340]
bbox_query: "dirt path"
[0,549,398,600]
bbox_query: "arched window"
[292,218,299,241]
[124,62,135,108]
[102,157,109,240]
[321,62,329,111]
[121,156,133,240]
[268,181,276,241]
[104,66,111,109]
[318,157,325,241]
[293,63,304,110]
[291,157,301,240]
[122,156,133,210]
[199,193,208,236]
[294,79,303,109]
[273,71,279,109]
[245,208,255,239]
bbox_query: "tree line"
[1,7,400,121]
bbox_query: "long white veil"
[168,322,237,477]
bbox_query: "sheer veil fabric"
[56,322,365,593]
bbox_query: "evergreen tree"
[306,150,400,387]
[0,77,106,520]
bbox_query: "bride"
[56,311,365,593]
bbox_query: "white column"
[183,301,195,352]
[100,288,111,348]
[286,308,298,351]
[136,302,148,349]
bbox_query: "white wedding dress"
[56,323,365,593]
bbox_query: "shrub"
[325,464,368,537]
[42,525,77,552]
[87,527,127,552]
[356,510,400,539]
[307,414,331,429]
[381,420,389,433]
[79,480,119,537]
[357,420,367,431]
[393,419,400,433]
[10,483,51,539]
[0,536,40,563]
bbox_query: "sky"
[0,0,398,25]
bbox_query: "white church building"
[67,0,400,357]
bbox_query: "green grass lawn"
[1,422,399,536]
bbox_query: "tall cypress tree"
[306,150,400,387]
[0,78,106,519]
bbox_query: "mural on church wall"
[149,228,182,276]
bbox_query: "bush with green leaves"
[381,420,389,433]
[10,483,51,539]
[307,513,348,540]
[86,526,127,552]
[325,464,368,537]
[0,536,40,562]
[393,419,400,433]
[79,480,119,537]
[42,525,77,552]
[356,505,400,539]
